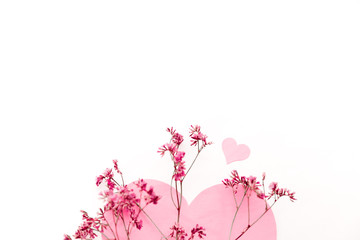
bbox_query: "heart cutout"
[103,179,276,240]
[222,138,251,164]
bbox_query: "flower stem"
[103,212,118,240]
[135,203,168,240]
[170,171,178,209]
[247,196,250,226]
[228,187,248,240]
[234,199,278,240]
[91,228,111,240]
[182,146,202,181]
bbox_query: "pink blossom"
[64,234,72,240]
[167,127,176,135]
[95,175,105,186]
[189,224,206,239]
[158,142,177,156]
[223,171,264,199]
[172,132,184,145]
[173,160,186,181]
[189,125,212,148]
[174,151,185,163]
[113,159,122,175]
[169,223,188,240]
[268,182,296,201]
[103,168,113,178]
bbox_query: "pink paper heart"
[103,179,276,240]
[222,138,251,164]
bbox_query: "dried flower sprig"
[158,126,210,240]
[223,170,296,240]
[66,159,165,240]
[65,125,295,240]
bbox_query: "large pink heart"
[103,179,276,240]
[222,138,251,164]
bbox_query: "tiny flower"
[158,143,177,156]
[173,133,184,145]
[269,182,278,192]
[169,223,187,240]
[189,224,206,239]
[174,151,185,163]
[95,175,105,186]
[173,160,186,181]
[64,234,72,240]
[135,179,147,192]
[107,178,115,191]
[113,159,122,175]
[167,127,176,135]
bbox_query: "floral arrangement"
[64,126,296,240]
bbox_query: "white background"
[1,1,359,239]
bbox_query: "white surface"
[1,1,359,239]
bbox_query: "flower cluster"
[65,160,160,240]
[223,170,296,240]
[223,170,265,199]
[168,224,188,240]
[96,168,115,190]
[68,210,105,240]
[158,128,187,182]
[189,125,212,149]
[65,125,295,240]
[158,126,210,240]
[268,182,296,202]
[167,223,206,240]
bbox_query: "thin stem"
[228,187,248,240]
[111,177,122,187]
[179,181,183,211]
[234,199,278,240]
[182,146,203,182]
[170,170,177,208]
[120,174,125,186]
[262,179,267,210]
[112,210,123,240]
[228,204,240,240]
[232,188,238,208]
[247,196,250,226]
[135,202,169,240]
[119,212,129,240]
[91,228,111,240]
[175,180,181,224]
[103,212,117,240]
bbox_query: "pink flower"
[167,127,176,135]
[103,168,113,178]
[64,234,72,240]
[113,159,122,175]
[268,182,296,201]
[73,211,101,239]
[95,175,105,186]
[145,186,160,205]
[189,224,206,239]
[169,223,187,240]
[172,132,184,145]
[174,151,185,163]
[158,143,177,156]
[223,171,265,199]
[269,182,278,192]
[135,179,148,192]
[189,125,212,148]
[173,160,186,181]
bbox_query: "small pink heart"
[222,138,251,164]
